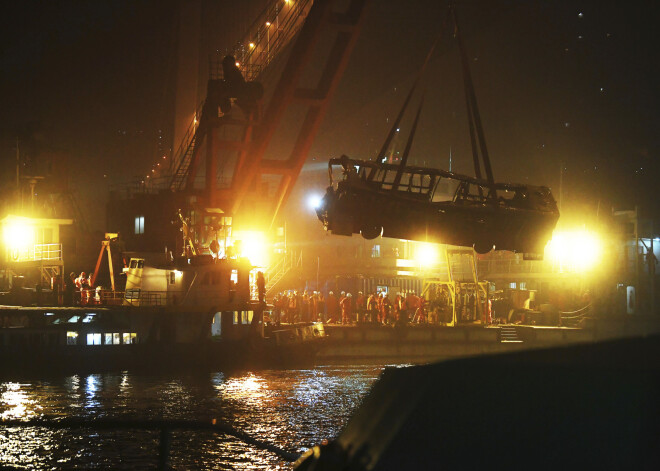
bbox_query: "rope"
[0,417,300,462]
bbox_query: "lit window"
[123,333,137,344]
[104,333,112,345]
[371,244,381,258]
[509,282,517,289]
[134,216,145,235]
[169,272,175,284]
[86,333,102,345]
[67,331,78,345]
[113,333,121,345]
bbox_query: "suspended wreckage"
[315,4,559,259]
[316,156,558,258]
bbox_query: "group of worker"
[269,289,428,325]
[63,271,100,306]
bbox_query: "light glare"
[233,230,269,267]
[414,242,439,267]
[545,229,602,272]
[307,194,322,210]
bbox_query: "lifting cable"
[450,3,498,199]
[369,18,445,183]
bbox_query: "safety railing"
[265,250,302,297]
[209,0,313,82]
[6,244,63,263]
[73,289,254,308]
[477,259,557,276]
[33,244,62,261]
[0,417,299,470]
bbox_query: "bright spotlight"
[3,220,34,250]
[414,242,439,267]
[545,229,602,272]
[233,231,269,267]
[307,194,322,210]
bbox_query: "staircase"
[499,325,522,343]
[232,0,314,81]
[169,112,201,191]
[265,250,302,297]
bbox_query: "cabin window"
[137,260,144,269]
[66,332,79,346]
[123,333,137,344]
[104,333,121,345]
[86,333,102,345]
[169,272,176,284]
[371,245,381,258]
[509,282,517,289]
[134,216,145,235]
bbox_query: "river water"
[0,364,394,469]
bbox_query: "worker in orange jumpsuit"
[355,291,366,323]
[75,272,88,305]
[413,297,428,324]
[382,294,393,324]
[340,293,353,324]
[394,293,404,322]
[366,292,378,323]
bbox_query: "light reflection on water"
[0,365,384,469]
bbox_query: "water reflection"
[1,383,33,419]
[0,365,385,469]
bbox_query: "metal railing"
[210,0,314,82]
[6,244,62,263]
[75,289,252,308]
[33,243,62,261]
[265,250,302,297]
[477,259,558,276]
[0,417,299,470]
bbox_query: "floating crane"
[160,0,369,251]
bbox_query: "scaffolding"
[421,247,488,326]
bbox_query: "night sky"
[1,0,658,231]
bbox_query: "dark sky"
[1,0,658,230]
